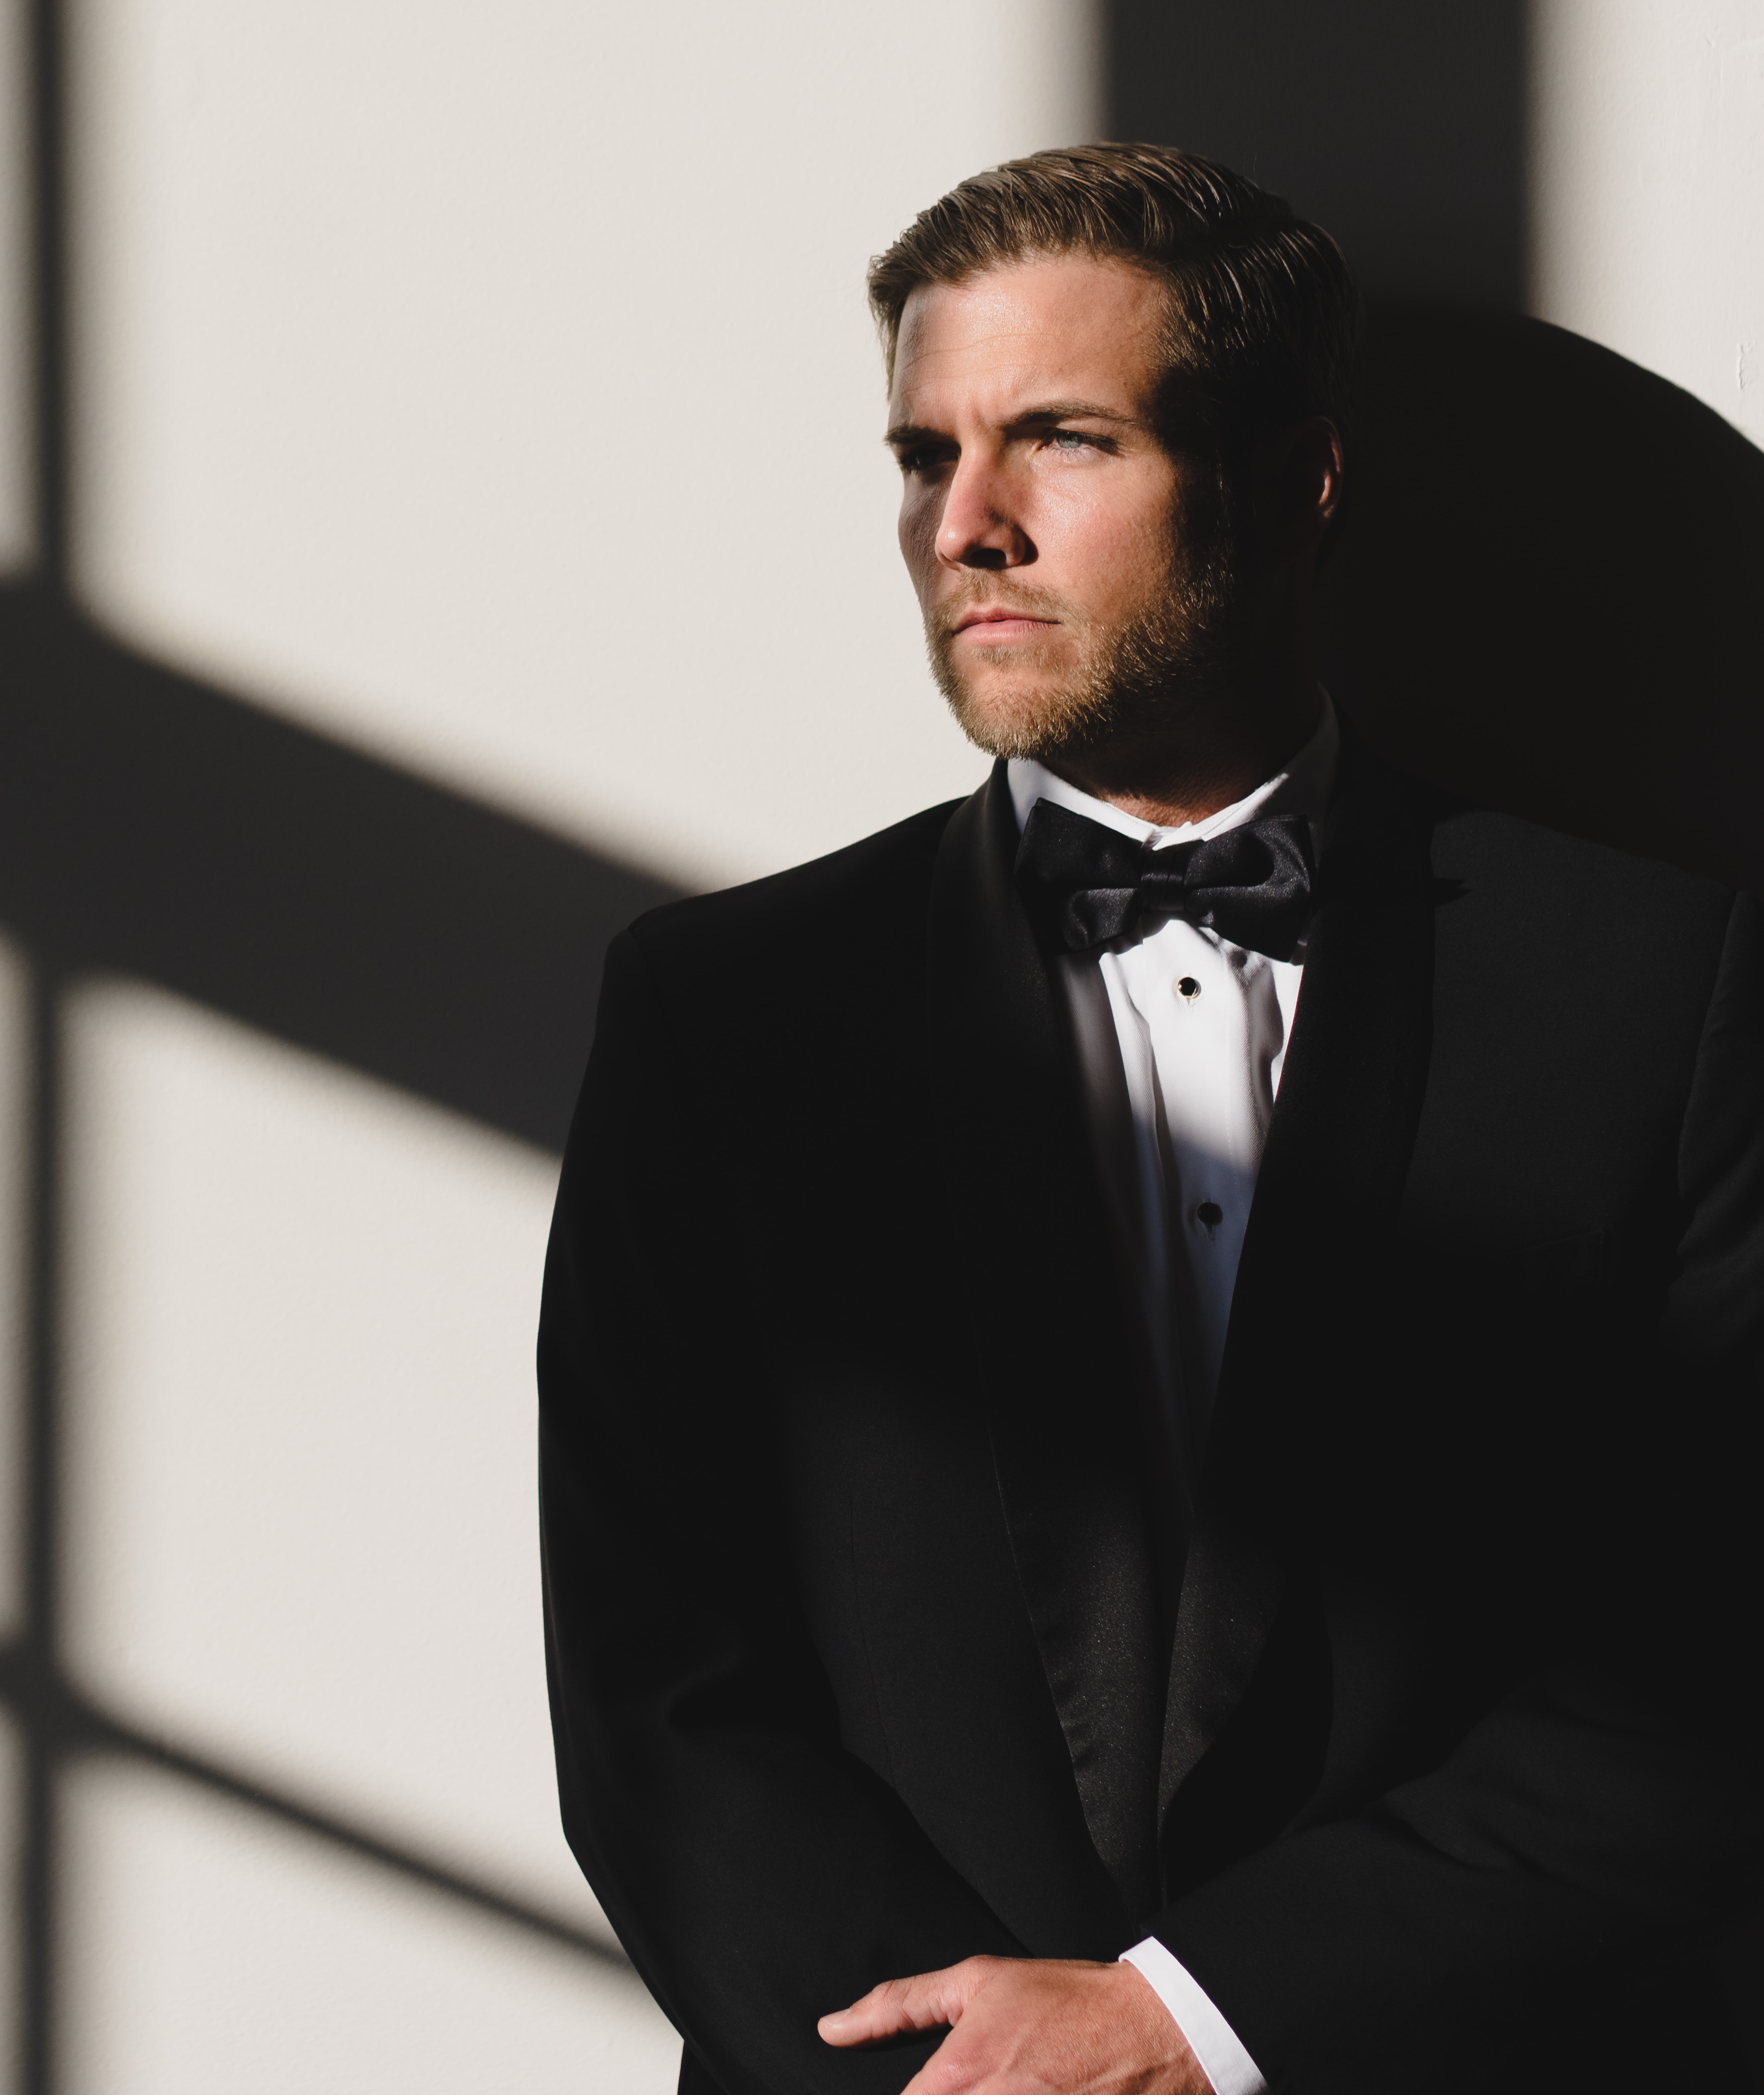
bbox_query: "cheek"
[1039,487,1159,606]
[897,490,942,589]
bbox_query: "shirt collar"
[1006,689,1340,849]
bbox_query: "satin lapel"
[928,762,1163,1919]
[1160,734,1440,1824]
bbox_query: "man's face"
[886,252,1237,763]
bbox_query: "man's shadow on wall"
[1103,0,1761,887]
[1321,304,1764,893]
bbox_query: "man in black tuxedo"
[539,146,1764,2094]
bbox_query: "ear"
[1253,417,1345,561]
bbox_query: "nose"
[936,453,1033,571]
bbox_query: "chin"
[941,669,1098,764]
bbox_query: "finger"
[817,1961,989,2047]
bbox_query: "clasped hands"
[819,1955,1210,2095]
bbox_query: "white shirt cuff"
[1119,1937,1267,2095]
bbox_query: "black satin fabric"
[1014,798,1317,959]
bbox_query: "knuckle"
[923,2044,983,2095]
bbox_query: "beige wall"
[68,0,1102,889]
[0,4,1756,2090]
[32,4,1102,2091]
[1531,0,1764,451]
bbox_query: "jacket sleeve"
[1145,890,1764,2093]
[538,928,1022,2095]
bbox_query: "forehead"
[888,253,1166,424]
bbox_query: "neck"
[1047,625,1324,829]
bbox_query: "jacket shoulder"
[1346,725,1736,927]
[622,793,968,981]
[1430,800,1739,942]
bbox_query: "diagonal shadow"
[0,583,679,1154]
[5,0,690,2086]
[0,1638,628,1969]
[6,0,700,2073]
[0,570,687,2086]
[0,584,685,2095]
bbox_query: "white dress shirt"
[1005,695,1340,2095]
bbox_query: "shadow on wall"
[1322,305,1764,894]
[1106,0,1528,306]
[1108,0,1764,892]
[0,579,675,2095]
[0,583,678,1152]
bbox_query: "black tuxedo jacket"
[539,738,1764,2095]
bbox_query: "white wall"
[0,4,1755,2091]
[61,1759,667,2095]
[40,5,1103,2092]
[1531,0,1764,450]
[61,984,581,1921]
[69,0,1101,891]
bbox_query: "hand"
[818,1955,1211,2095]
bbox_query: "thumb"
[818,1958,996,2048]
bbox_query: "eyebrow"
[882,422,946,450]
[883,400,1140,448]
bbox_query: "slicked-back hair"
[867,142,1361,479]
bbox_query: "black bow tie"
[1015,798,1318,961]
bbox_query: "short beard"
[927,487,1253,769]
